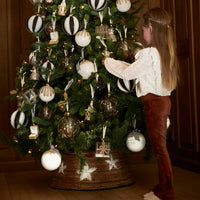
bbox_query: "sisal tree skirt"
[49,150,136,190]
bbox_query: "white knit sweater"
[104,47,171,97]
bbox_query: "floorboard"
[0,161,200,200]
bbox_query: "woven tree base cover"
[49,150,136,190]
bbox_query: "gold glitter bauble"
[99,95,119,118]
[58,113,80,138]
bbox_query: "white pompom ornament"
[126,131,146,152]
[10,110,28,129]
[88,0,107,11]
[39,84,55,103]
[41,148,62,171]
[117,78,135,93]
[77,60,97,80]
[63,15,80,35]
[116,0,131,12]
[27,15,44,33]
[75,29,91,47]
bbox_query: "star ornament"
[77,164,96,181]
[58,162,66,174]
[106,155,118,171]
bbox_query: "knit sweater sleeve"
[104,48,154,80]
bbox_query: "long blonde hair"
[143,8,179,91]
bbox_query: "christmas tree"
[8,0,147,171]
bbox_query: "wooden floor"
[0,161,200,200]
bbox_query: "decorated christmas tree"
[8,0,148,174]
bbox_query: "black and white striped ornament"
[41,60,54,80]
[88,0,107,11]
[117,78,135,93]
[27,15,44,33]
[63,15,80,36]
[10,110,28,129]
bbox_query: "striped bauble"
[117,78,135,93]
[27,15,44,33]
[63,15,80,36]
[88,0,107,11]
[10,110,28,129]
[41,60,54,80]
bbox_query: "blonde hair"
[143,8,179,91]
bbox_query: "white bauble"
[117,78,135,93]
[126,131,146,152]
[41,149,62,171]
[88,0,107,11]
[41,60,54,80]
[77,60,96,80]
[63,15,80,35]
[75,29,91,47]
[116,0,131,12]
[39,84,55,103]
[10,110,28,129]
[27,15,44,33]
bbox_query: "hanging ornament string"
[52,11,57,32]
[84,18,88,30]
[116,28,122,40]
[37,4,41,14]
[132,114,136,129]
[71,44,75,53]
[64,49,68,57]
[102,125,107,142]
[36,36,41,51]
[107,82,111,94]
[69,5,76,15]
[66,101,69,112]
[131,114,140,140]
[21,72,26,89]
[90,84,95,100]
[80,47,85,60]
[93,59,98,73]
[47,74,50,84]
[48,48,52,57]
[76,47,85,71]
[46,48,53,83]
[63,79,73,101]
[99,11,104,25]
[124,25,127,39]
[31,104,36,120]
[108,7,113,26]
[64,79,74,92]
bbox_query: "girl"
[103,8,179,200]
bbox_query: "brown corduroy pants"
[141,93,174,200]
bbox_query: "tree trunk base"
[49,150,136,190]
